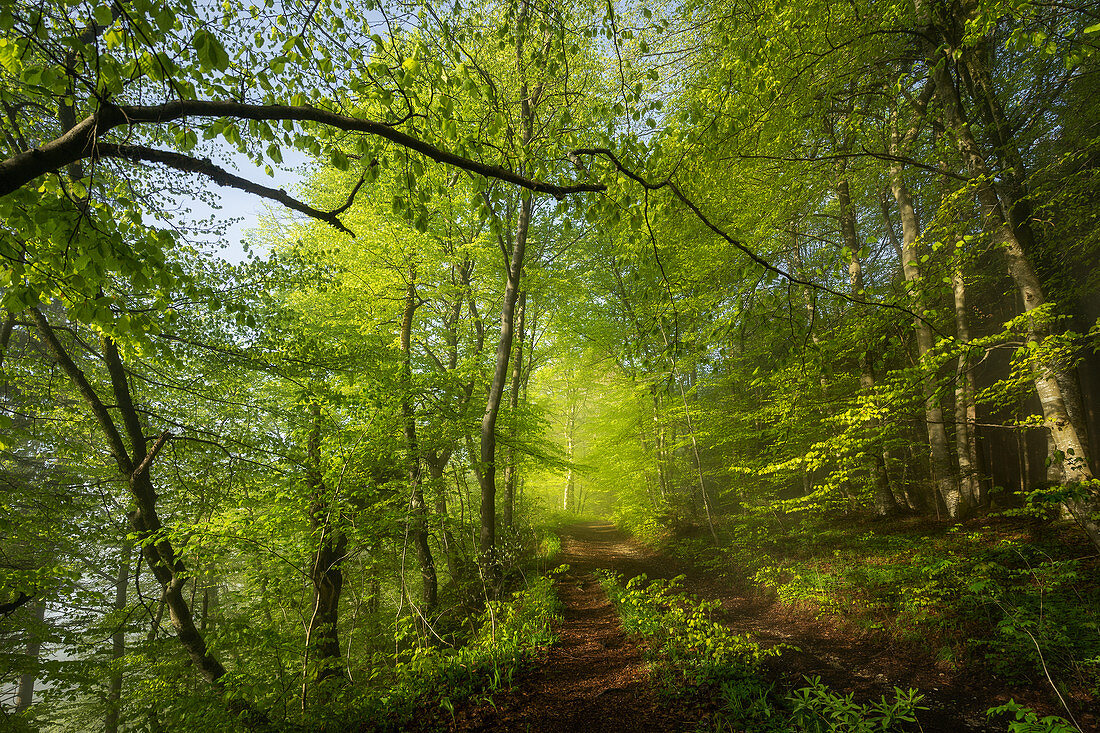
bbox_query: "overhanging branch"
[0,99,606,199]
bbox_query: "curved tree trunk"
[32,310,271,727]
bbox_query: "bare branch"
[96,144,359,235]
[131,430,172,480]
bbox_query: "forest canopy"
[2,0,1100,728]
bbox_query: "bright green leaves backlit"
[192,28,231,72]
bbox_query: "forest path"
[449,522,693,731]
[453,522,1002,731]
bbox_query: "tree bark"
[888,165,962,516]
[477,1,540,573]
[33,309,228,684]
[922,11,1100,547]
[479,197,528,569]
[0,99,603,200]
[302,402,347,707]
[14,599,46,714]
[835,174,901,516]
[952,269,982,509]
[104,542,131,733]
[502,288,527,530]
[400,269,438,620]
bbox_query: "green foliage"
[597,571,927,732]
[597,571,776,688]
[673,513,1100,697]
[986,700,1079,733]
[320,572,562,731]
[5,0,1100,725]
[786,677,926,733]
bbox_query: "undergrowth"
[652,510,1092,731]
[597,571,928,732]
[314,571,563,731]
[670,511,1100,700]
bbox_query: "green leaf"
[93,4,114,27]
[331,148,348,171]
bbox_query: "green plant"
[986,699,1080,733]
[599,572,930,732]
[597,571,776,687]
[787,676,926,732]
[321,573,563,731]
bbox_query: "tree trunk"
[302,402,347,708]
[105,542,131,733]
[836,174,900,516]
[653,391,668,499]
[426,456,464,586]
[564,400,576,512]
[478,0,544,574]
[888,162,962,516]
[33,310,229,686]
[952,269,982,510]
[14,599,46,714]
[479,193,528,572]
[502,289,527,530]
[924,16,1100,547]
[400,268,438,620]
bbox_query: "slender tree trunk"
[427,457,463,585]
[836,174,900,516]
[143,596,166,733]
[889,163,962,516]
[400,269,438,620]
[14,599,46,714]
[502,289,527,530]
[105,542,131,733]
[653,391,668,499]
[479,195,528,572]
[790,228,831,496]
[673,375,719,540]
[952,269,982,509]
[637,422,660,509]
[564,401,576,512]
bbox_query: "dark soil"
[448,522,1093,732]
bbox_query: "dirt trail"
[453,523,1032,732]
[450,522,690,731]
